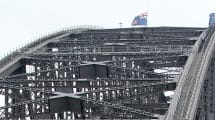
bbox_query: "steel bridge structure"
[0,26,215,120]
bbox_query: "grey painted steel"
[0,26,213,119]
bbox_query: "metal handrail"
[0,25,102,69]
[165,27,213,120]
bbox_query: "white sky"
[0,0,214,56]
[0,0,214,107]
[0,0,215,56]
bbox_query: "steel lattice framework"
[0,26,215,119]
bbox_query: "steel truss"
[1,26,214,119]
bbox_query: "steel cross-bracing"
[0,25,215,119]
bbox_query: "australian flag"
[132,13,147,26]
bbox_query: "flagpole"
[146,0,149,13]
[146,0,149,26]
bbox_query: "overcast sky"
[0,0,215,57]
[0,0,215,56]
[0,0,214,107]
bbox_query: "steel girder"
[0,26,209,119]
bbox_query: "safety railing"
[0,25,102,69]
[165,27,214,120]
[183,27,215,119]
